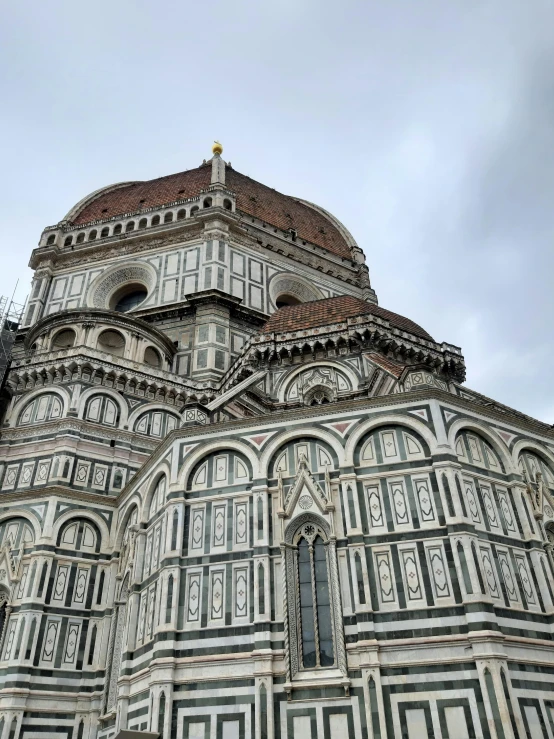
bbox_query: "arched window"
[97,330,125,357]
[144,346,161,368]
[0,590,9,648]
[96,570,105,604]
[85,394,120,427]
[223,198,232,211]
[134,411,179,438]
[442,474,456,517]
[297,532,334,667]
[190,205,199,216]
[151,215,160,226]
[354,552,366,605]
[471,541,486,594]
[125,221,135,232]
[112,286,147,312]
[258,563,265,615]
[171,508,179,551]
[165,575,173,624]
[203,197,212,208]
[276,293,302,308]
[52,328,76,350]
[87,624,97,665]
[89,229,97,241]
[8,718,17,739]
[64,235,73,246]
[37,562,48,598]
[26,561,37,597]
[457,541,473,595]
[76,232,85,243]
[158,693,166,738]
[139,218,147,229]
[101,227,110,237]
[283,517,342,677]
[177,209,186,220]
[164,212,173,223]
[25,617,36,660]
[46,234,56,245]
[114,224,122,235]
[18,393,63,425]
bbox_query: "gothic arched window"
[284,517,345,678]
[297,533,334,667]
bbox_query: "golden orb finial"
[212,141,223,156]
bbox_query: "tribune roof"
[262,295,434,340]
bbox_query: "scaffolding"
[0,289,26,390]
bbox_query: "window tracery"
[282,514,347,684]
[285,366,352,404]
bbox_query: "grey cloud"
[1,0,553,420]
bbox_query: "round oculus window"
[114,289,147,313]
[276,294,302,308]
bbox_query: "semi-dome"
[67,162,354,259]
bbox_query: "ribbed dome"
[70,164,353,259]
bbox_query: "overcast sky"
[1,1,553,422]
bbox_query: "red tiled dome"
[71,165,352,259]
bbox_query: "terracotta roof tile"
[262,295,433,340]
[72,165,352,259]
[366,353,406,378]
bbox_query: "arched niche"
[268,437,338,481]
[187,449,253,492]
[0,517,35,550]
[57,518,100,553]
[133,408,180,438]
[454,428,506,474]
[279,361,358,404]
[353,424,430,467]
[518,448,554,489]
[16,391,65,426]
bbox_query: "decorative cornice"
[219,313,465,391]
[0,484,119,507]
[0,417,159,449]
[115,387,554,505]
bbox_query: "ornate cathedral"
[0,143,553,739]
